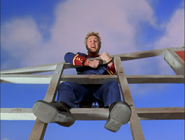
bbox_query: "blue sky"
[1,0,184,140]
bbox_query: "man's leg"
[94,80,131,132]
[32,82,93,127]
[104,101,131,132]
[32,100,75,127]
[94,80,121,107]
[57,82,93,107]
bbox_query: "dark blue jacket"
[64,52,115,75]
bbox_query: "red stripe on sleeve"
[73,54,86,65]
[107,63,116,75]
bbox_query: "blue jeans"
[57,80,121,108]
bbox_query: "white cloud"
[2,18,43,52]
[2,0,183,77]
[1,0,184,96]
[2,0,155,74]
[154,8,184,75]
[154,9,184,49]
[49,0,154,54]
[1,17,43,69]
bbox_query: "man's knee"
[59,82,73,89]
[105,80,119,88]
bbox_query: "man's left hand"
[99,52,111,63]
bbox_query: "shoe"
[32,100,75,127]
[104,101,131,132]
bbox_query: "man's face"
[87,35,99,54]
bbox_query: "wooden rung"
[1,107,184,120]
[1,75,184,84]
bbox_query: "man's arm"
[84,59,100,68]
[99,52,116,75]
[64,52,87,66]
[106,62,116,75]
[64,52,100,68]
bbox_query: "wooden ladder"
[28,55,145,140]
[1,47,184,140]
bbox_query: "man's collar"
[87,54,99,58]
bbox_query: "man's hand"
[89,60,100,68]
[85,59,100,68]
[99,52,111,62]
[99,52,113,67]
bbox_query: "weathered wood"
[29,119,48,140]
[111,48,165,61]
[164,48,184,76]
[43,64,64,102]
[126,75,184,84]
[114,56,145,140]
[1,107,184,120]
[1,74,184,84]
[1,47,183,75]
[0,74,52,84]
[0,62,82,75]
[29,63,64,140]
[1,47,184,140]
[170,47,184,51]
[61,75,118,84]
[1,108,36,120]
[1,63,59,74]
[137,107,185,120]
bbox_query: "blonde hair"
[84,32,101,49]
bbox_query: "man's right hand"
[85,59,100,68]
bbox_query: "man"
[33,32,131,132]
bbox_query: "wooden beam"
[164,48,184,76]
[1,47,183,75]
[137,107,185,120]
[0,75,117,84]
[111,48,165,61]
[0,75,52,84]
[1,107,184,120]
[112,47,183,61]
[61,75,184,84]
[1,108,36,120]
[1,74,184,84]
[1,63,59,74]
[29,63,64,140]
[61,75,118,84]
[170,47,184,52]
[126,75,184,84]
[114,56,145,140]
[0,62,82,75]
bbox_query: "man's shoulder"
[77,52,87,57]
